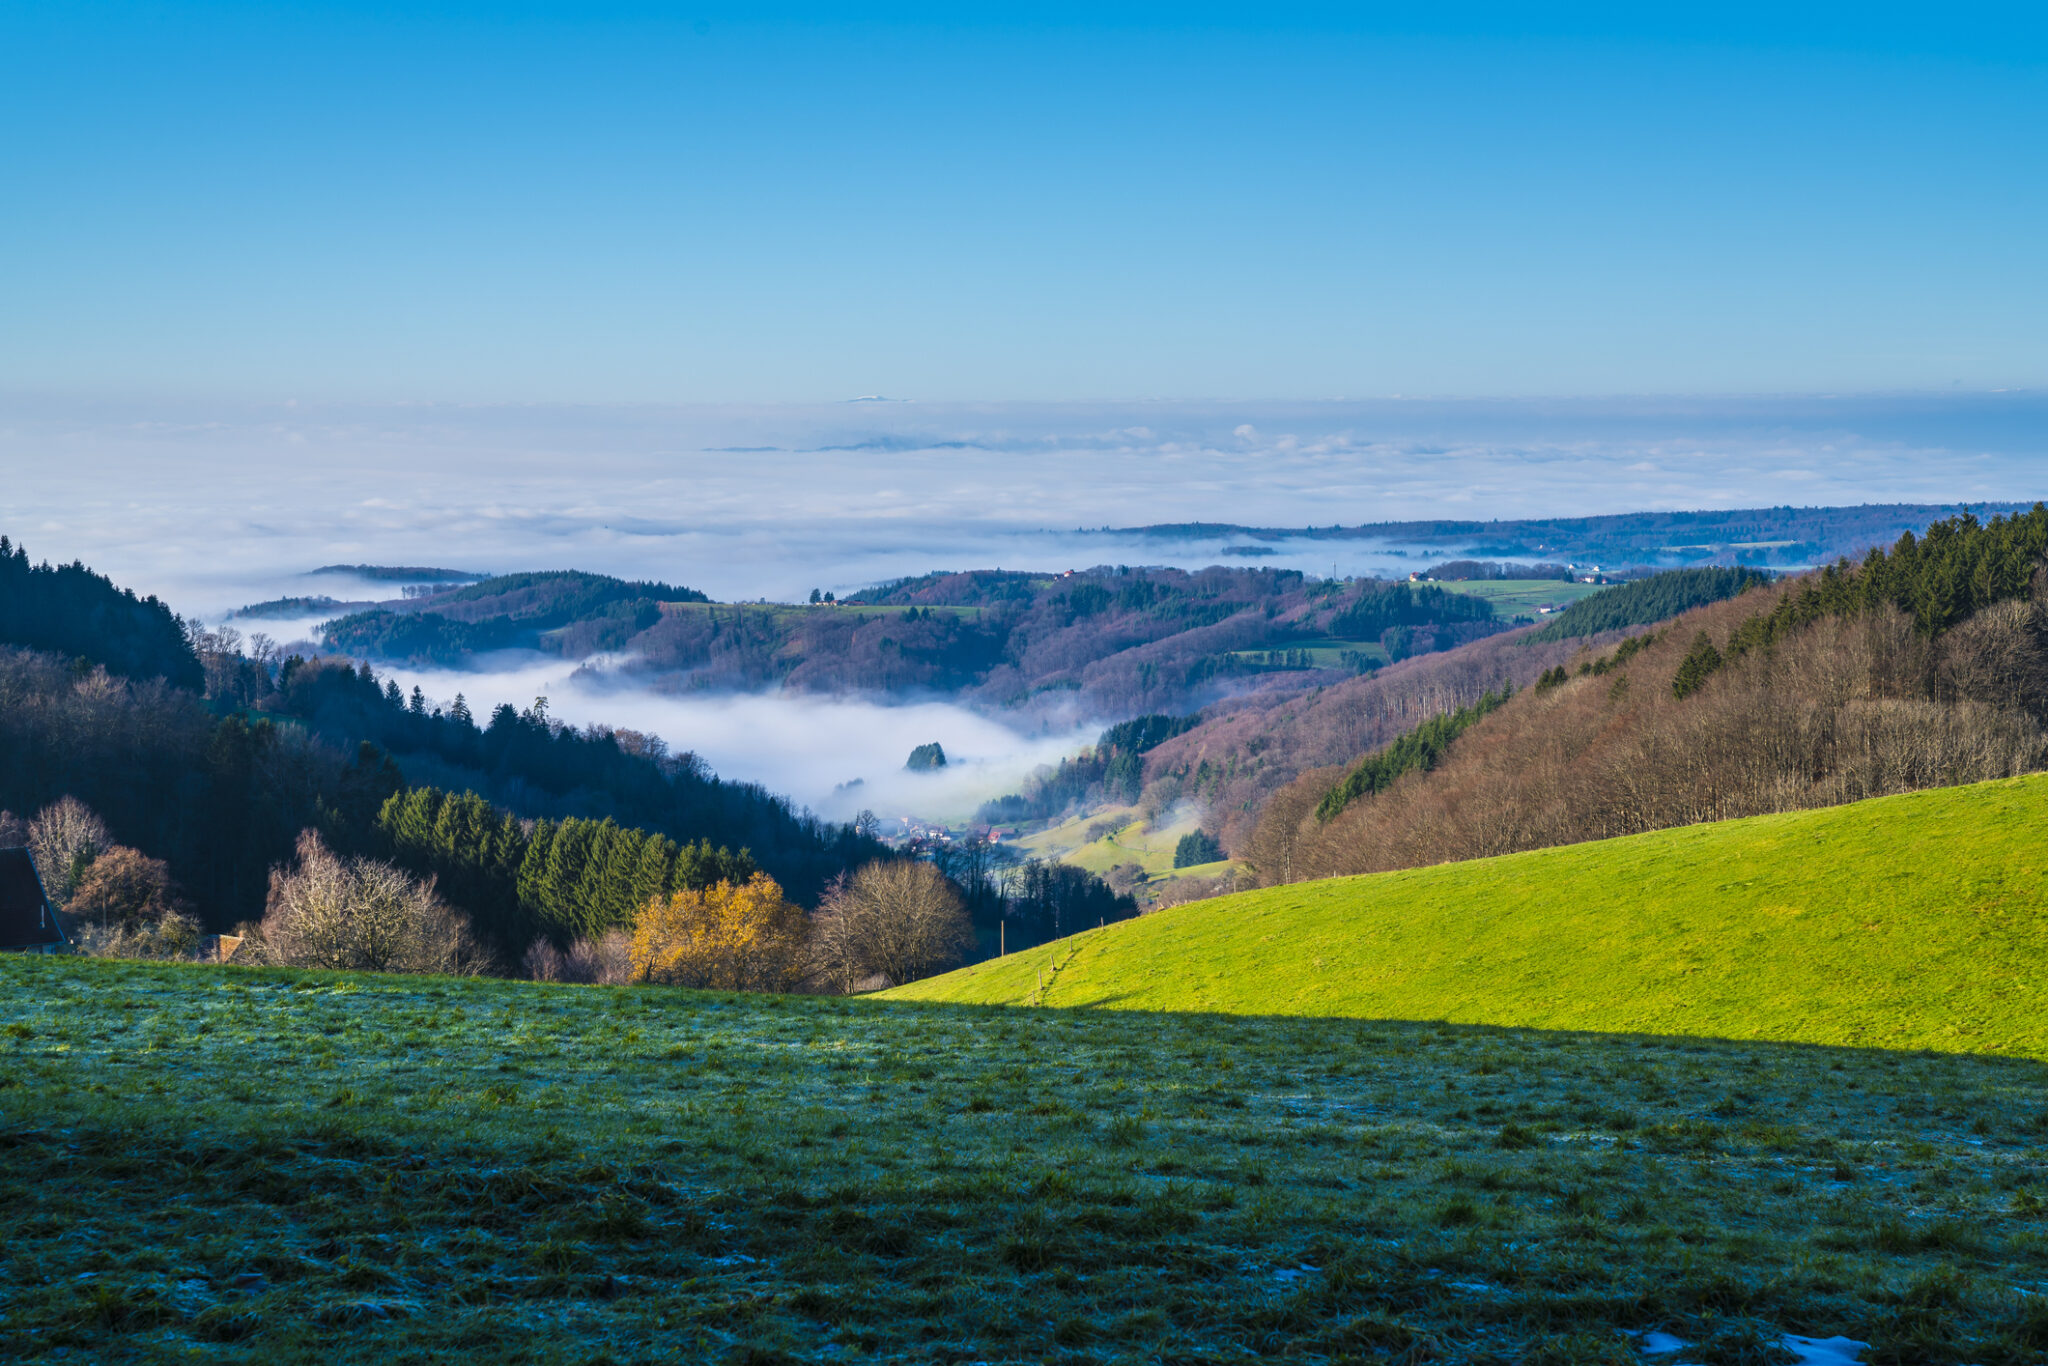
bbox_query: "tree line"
[321,570,708,665]
[0,537,202,691]
[1525,567,1771,643]
[376,786,757,955]
[260,654,886,907]
[0,536,1142,982]
[0,539,886,933]
[310,562,1527,721]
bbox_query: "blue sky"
[2,3,2043,402]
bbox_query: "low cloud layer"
[7,392,2041,821]
[370,653,1094,824]
[5,392,2042,623]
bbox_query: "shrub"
[67,845,186,934]
[67,845,199,959]
[525,930,635,985]
[257,831,486,975]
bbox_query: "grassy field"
[1431,578,1611,615]
[889,775,2048,1061]
[1010,806,1230,903]
[1013,804,1201,877]
[658,601,984,621]
[6,954,2048,1363]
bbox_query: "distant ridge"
[307,564,486,582]
[1110,502,2041,569]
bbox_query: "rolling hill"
[305,564,1522,715]
[885,772,2048,1059]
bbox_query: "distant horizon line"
[0,386,2042,413]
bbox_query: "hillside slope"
[886,773,2048,1058]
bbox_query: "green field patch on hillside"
[658,600,985,621]
[1430,578,1610,614]
[1013,804,1200,878]
[891,774,2048,1061]
[5,956,2048,1361]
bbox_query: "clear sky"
[3,2,2043,402]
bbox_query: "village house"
[0,847,67,953]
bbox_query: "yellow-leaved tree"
[630,873,810,991]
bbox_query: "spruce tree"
[1671,631,1725,699]
[516,819,558,944]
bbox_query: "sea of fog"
[367,652,1098,825]
[4,391,2042,818]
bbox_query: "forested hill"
[258,655,888,909]
[0,537,202,690]
[0,543,889,934]
[1117,502,2038,569]
[1524,566,1770,641]
[312,565,1518,716]
[323,570,708,661]
[1246,506,2048,887]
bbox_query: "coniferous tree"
[1671,631,1726,699]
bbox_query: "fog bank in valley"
[369,653,1097,825]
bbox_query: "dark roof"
[0,848,64,949]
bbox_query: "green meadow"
[5,951,2048,1363]
[890,775,2048,1061]
[11,777,2048,1361]
[1431,579,1611,615]
[1014,804,1199,873]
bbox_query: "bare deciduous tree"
[256,831,485,975]
[813,860,973,992]
[28,796,110,904]
[1248,593,2048,888]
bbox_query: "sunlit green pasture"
[5,955,2048,1363]
[1430,578,1610,615]
[895,776,2048,1063]
[1013,804,1199,877]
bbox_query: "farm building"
[0,847,67,953]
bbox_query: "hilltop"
[886,773,2048,1060]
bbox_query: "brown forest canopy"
[1247,507,2048,886]
[312,565,1521,716]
